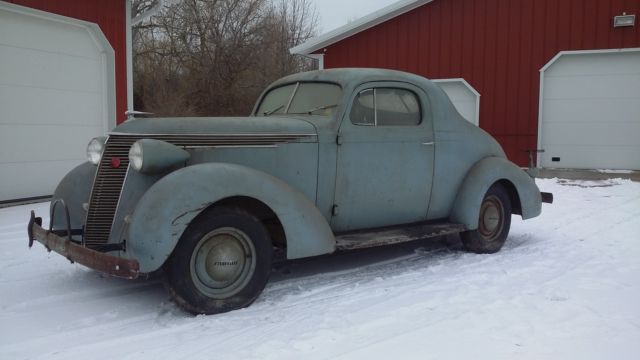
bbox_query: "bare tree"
[132,0,318,117]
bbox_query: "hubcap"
[191,228,256,299]
[478,196,503,240]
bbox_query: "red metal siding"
[319,0,640,166]
[7,0,127,124]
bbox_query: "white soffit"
[290,0,433,55]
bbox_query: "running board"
[335,222,466,251]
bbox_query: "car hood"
[112,116,317,137]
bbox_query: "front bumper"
[27,211,140,279]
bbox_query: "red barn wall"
[6,0,127,124]
[319,0,640,166]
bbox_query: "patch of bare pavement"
[535,168,640,182]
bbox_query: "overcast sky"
[311,0,399,33]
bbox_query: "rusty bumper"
[28,211,140,279]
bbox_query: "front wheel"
[164,207,272,315]
[461,184,512,254]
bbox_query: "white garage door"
[539,50,640,170]
[433,79,480,126]
[0,3,115,202]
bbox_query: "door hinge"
[336,134,342,145]
[331,204,339,216]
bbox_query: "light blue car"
[28,68,552,314]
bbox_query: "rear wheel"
[165,207,272,315]
[461,184,512,254]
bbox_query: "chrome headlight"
[87,137,106,165]
[128,139,190,173]
[128,141,144,171]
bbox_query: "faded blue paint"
[331,81,435,231]
[50,162,96,231]
[43,68,547,276]
[127,163,335,273]
[132,139,190,174]
[451,156,542,229]
[115,116,317,136]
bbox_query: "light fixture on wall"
[613,13,635,27]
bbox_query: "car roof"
[269,68,433,90]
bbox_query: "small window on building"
[350,88,421,126]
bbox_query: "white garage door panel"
[540,145,640,170]
[0,86,103,126]
[0,3,114,202]
[540,50,640,170]
[0,160,84,200]
[543,52,638,76]
[542,122,640,146]
[0,47,103,92]
[545,74,640,99]
[0,10,99,58]
[434,80,479,125]
[0,125,102,163]
[543,98,640,124]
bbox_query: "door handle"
[422,142,435,146]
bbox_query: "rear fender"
[127,163,335,273]
[450,157,542,230]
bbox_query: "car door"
[331,82,435,232]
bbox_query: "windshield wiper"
[293,104,338,115]
[263,104,285,116]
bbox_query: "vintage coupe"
[28,68,552,314]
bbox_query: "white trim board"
[432,78,480,126]
[536,47,640,169]
[290,0,433,55]
[126,0,134,117]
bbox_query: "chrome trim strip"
[185,145,279,149]
[108,132,318,137]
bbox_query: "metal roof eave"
[290,0,433,55]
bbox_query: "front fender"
[127,163,335,273]
[51,162,96,230]
[450,157,542,230]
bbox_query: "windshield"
[257,82,342,117]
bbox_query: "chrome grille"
[84,133,316,249]
[84,136,138,248]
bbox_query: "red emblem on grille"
[111,157,121,168]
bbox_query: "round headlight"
[129,141,144,171]
[87,137,105,165]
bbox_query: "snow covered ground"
[1,178,639,360]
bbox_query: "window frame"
[256,81,343,117]
[349,87,422,127]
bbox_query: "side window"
[350,89,375,125]
[376,88,421,126]
[350,87,421,126]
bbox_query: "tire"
[164,206,272,315]
[460,184,512,254]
